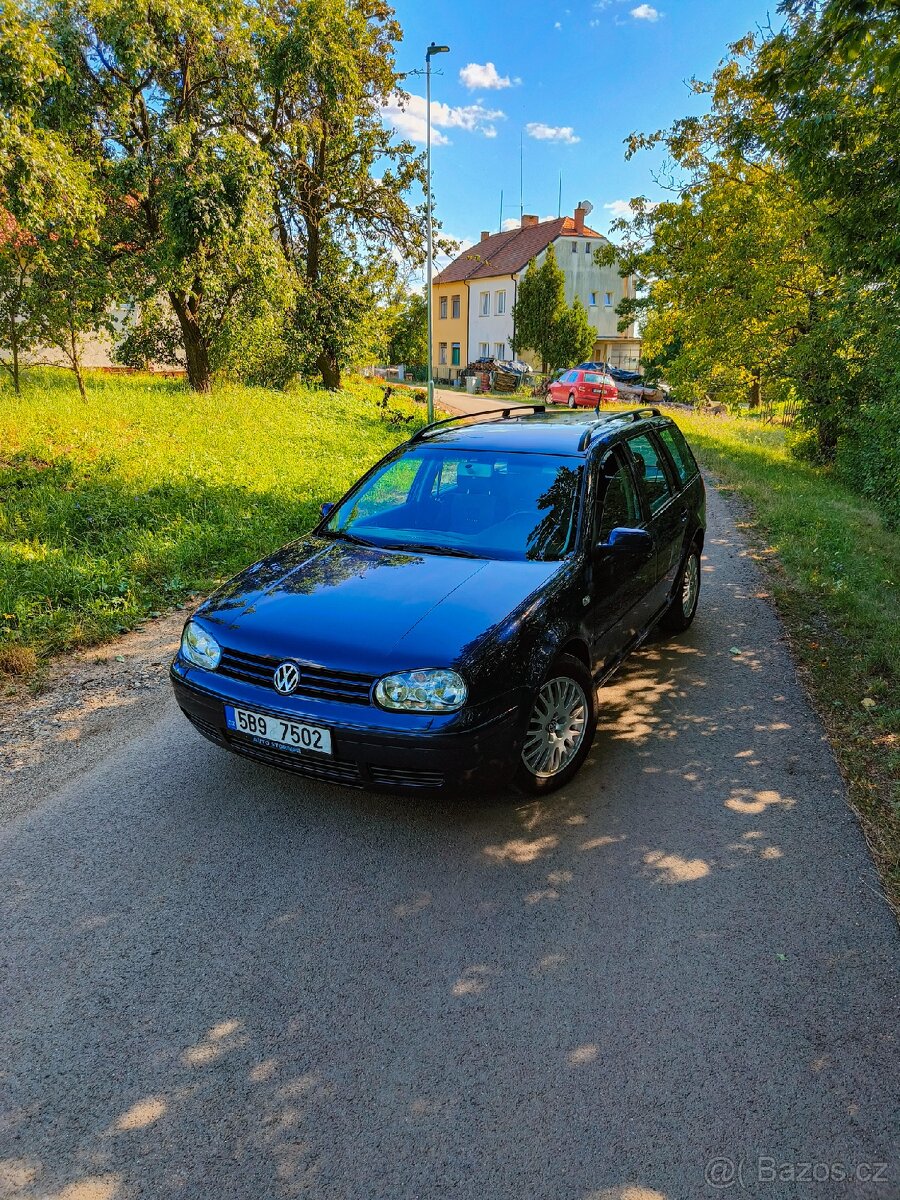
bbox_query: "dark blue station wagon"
[171,406,706,794]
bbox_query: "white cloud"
[604,199,634,219]
[380,94,505,145]
[553,21,562,28]
[459,62,514,90]
[525,122,580,144]
[630,4,661,20]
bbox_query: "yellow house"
[431,280,468,380]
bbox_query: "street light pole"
[425,41,449,425]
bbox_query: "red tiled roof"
[435,216,606,284]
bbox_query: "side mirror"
[601,526,652,552]
[320,502,335,519]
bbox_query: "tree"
[552,295,595,372]
[248,0,432,388]
[386,292,427,367]
[0,0,103,393]
[45,0,281,392]
[511,245,566,373]
[512,244,597,372]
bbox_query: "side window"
[658,424,699,487]
[595,449,641,542]
[626,433,675,515]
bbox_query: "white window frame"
[479,342,490,358]
[439,296,447,319]
[589,292,597,306]
[604,292,613,306]
[585,241,591,253]
[479,291,490,316]
[496,289,506,315]
[451,294,460,319]
[438,342,447,365]
[494,342,506,359]
[571,241,578,253]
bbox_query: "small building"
[432,206,641,382]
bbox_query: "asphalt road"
[1,485,898,1200]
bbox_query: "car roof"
[414,409,668,456]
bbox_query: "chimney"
[521,214,539,227]
[480,230,490,242]
[574,205,586,234]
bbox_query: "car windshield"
[323,446,584,562]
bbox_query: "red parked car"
[548,368,618,408]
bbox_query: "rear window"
[584,373,603,383]
[658,424,699,486]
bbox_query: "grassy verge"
[0,369,425,669]
[666,409,899,910]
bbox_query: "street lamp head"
[427,43,450,58]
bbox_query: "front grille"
[369,765,446,790]
[218,646,374,705]
[226,737,364,786]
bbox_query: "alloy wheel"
[521,676,588,778]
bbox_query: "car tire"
[660,542,702,633]
[515,654,597,795]
[567,393,576,408]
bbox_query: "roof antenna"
[499,188,503,232]
[519,131,524,224]
[558,173,562,218]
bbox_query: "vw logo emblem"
[273,661,300,695]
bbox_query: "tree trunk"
[748,367,761,409]
[317,349,341,390]
[68,308,87,400]
[169,290,212,392]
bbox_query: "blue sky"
[384,0,775,257]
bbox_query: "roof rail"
[410,403,547,442]
[577,407,662,451]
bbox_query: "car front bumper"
[170,659,525,794]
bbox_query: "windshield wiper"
[379,540,486,559]
[325,530,377,548]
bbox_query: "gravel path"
[1,485,897,1200]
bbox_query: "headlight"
[374,668,467,713]
[180,620,222,670]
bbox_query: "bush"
[835,398,900,530]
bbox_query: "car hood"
[197,536,562,674]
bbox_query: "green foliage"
[512,245,594,372]
[553,296,595,370]
[387,292,427,367]
[0,369,425,655]
[609,15,900,479]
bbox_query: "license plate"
[224,705,332,755]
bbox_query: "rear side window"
[626,433,675,514]
[658,424,699,486]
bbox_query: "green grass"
[663,409,900,909]
[0,369,425,661]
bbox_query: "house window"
[495,342,506,359]
[480,291,490,316]
[451,294,460,319]
[571,241,578,253]
[439,342,447,365]
[451,343,460,366]
[479,342,490,358]
[589,292,597,306]
[604,292,613,306]
[585,241,591,253]
[439,296,447,319]
[496,289,506,314]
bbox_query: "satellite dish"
[579,200,594,215]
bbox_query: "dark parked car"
[171,407,706,795]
